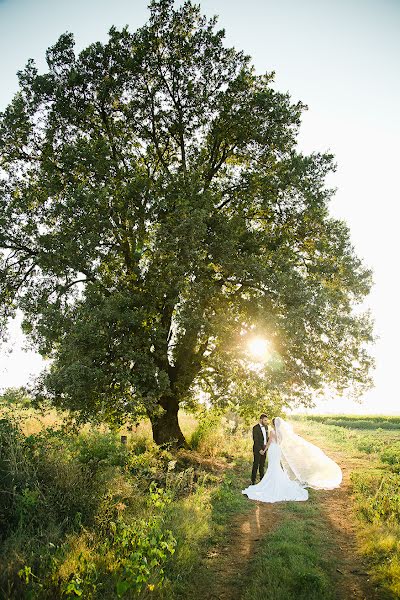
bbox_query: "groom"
[251,413,269,485]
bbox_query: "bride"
[242,416,342,503]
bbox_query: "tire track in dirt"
[298,434,382,600]
[203,501,282,600]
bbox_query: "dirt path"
[199,449,381,600]
[204,501,283,600]
[313,451,381,600]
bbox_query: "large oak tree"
[0,0,373,446]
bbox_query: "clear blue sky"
[1,0,399,413]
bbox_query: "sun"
[247,337,270,361]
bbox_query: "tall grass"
[351,465,400,597]
[190,409,251,459]
[0,405,253,599]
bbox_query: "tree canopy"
[0,0,374,445]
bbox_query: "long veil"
[274,417,342,489]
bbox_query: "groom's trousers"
[251,450,266,484]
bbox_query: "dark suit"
[251,423,269,484]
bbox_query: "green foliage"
[350,466,400,598]
[351,470,400,524]
[74,431,129,468]
[16,513,177,599]
[107,516,176,598]
[0,417,104,541]
[0,386,31,407]
[380,442,400,468]
[189,408,252,459]
[356,434,387,454]
[0,411,236,599]
[130,434,153,456]
[0,417,33,535]
[0,0,374,442]
[190,410,222,453]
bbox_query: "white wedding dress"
[242,432,309,503]
[242,417,342,503]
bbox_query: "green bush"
[108,515,176,597]
[0,387,31,408]
[380,442,400,468]
[0,412,250,599]
[351,469,400,524]
[130,435,153,456]
[190,411,223,454]
[74,431,129,468]
[356,434,386,455]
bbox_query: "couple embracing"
[242,414,342,503]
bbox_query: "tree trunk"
[149,397,188,448]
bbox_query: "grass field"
[1,404,400,599]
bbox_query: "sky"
[0,0,399,414]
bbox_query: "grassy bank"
[292,414,400,598]
[0,406,252,600]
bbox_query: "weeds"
[0,408,244,599]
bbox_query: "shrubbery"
[0,386,32,408]
[190,409,250,459]
[190,411,224,456]
[0,410,244,599]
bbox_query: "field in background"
[2,404,200,443]
[292,413,400,430]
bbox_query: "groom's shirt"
[260,424,267,446]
